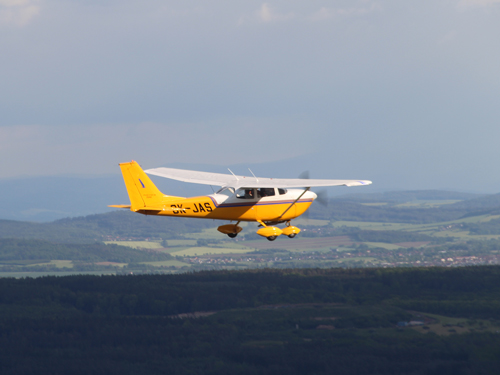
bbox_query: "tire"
[288,233,296,238]
[267,236,277,241]
[228,233,237,238]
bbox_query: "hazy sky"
[1,0,500,192]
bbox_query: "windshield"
[215,187,235,197]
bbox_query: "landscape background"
[2,187,500,277]
[2,1,500,372]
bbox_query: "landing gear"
[256,220,300,241]
[218,222,242,238]
[282,222,300,238]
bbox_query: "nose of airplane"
[308,191,318,201]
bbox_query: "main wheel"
[228,233,237,238]
[288,233,296,238]
[267,236,277,241]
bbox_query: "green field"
[105,241,163,249]
[244,236,353,252]
[410,313,500,336]
[218,241,255,250]
[331,221,412,231]
[140,260,190,267]
[27,260,74,268]
[363,242,403,250]
[171,246,255,257]
[293,218,330,226]
[184,227,225,240]
[395,200,462,208]
[164,239,198,246]
[335,257,379,264]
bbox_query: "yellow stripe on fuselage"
[149,196,313,222]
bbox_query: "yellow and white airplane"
[110,161,372,241]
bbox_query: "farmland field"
[30,260,74,268]
[140,260,189,267]
[171,246,255,257]
[243,236,354,251]
[105,241,163,249]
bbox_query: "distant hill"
[2,190,500,243]
[334,190,483,203]
[0,173,218,222]
[0,238,172,263]
[309,191,500,223]
[447,193,500,210]
[308,200,469,223]
[0,175,127,222]
[0,211,213,243]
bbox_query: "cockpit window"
[216,187,235,197]
[257,188,275,198]
[278,188,287,195]
[236,188,255,199]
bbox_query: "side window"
[257,188,275,198]
[278,188,287,195]
[236,188,255,199]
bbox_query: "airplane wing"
[145,167,372,189]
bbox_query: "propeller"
[298,170,310,180]
[316,189,329,206]
[298,170,328,206]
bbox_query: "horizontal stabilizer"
[108,205,131,209]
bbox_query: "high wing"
[145,167,372,189]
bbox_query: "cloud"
[258,3,294,23]
[239,3,294,24]
[240,2,379,25]
[457,0,500,10]
[309,3,380,21]
[0,0,40,27]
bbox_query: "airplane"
[110,161,372,241]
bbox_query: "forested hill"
[1,267,500,374]
[2,190,500,242]
[0,238,172,263]
[309,191,500,223]
[0,211,213,243]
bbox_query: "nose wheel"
[282,222,300,239]
[227,233,238,238]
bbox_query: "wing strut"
[277,187,310,220]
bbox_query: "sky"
[1,0,500,192]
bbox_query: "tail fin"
[118,161,179,211]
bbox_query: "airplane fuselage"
[135,189,316,223]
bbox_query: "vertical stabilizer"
[119,161,166,210]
